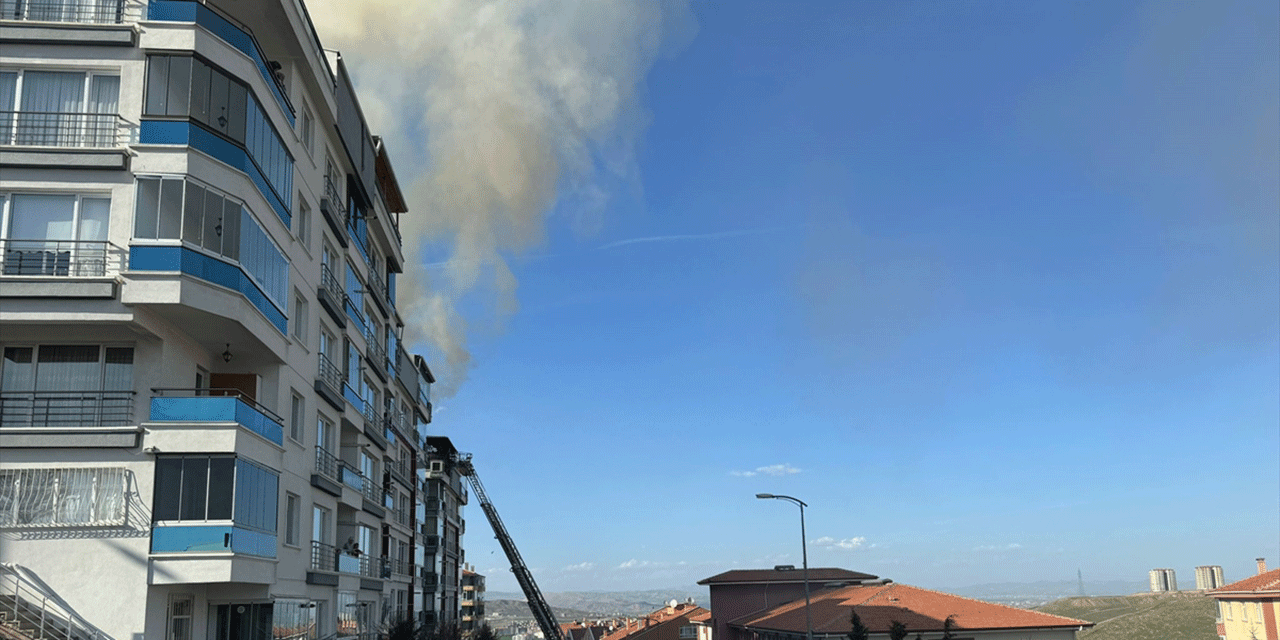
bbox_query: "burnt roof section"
[425,436,458,457]
[699,568,878,586]
[373,136,408,214]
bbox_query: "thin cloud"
[597,226,786,251]
[811,536,868,550]
[619,559,652,569]
[563,562,596,571]
[974,543,1023,552]
[731,464,801,477]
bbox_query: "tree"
[474,625,498,640]
[847,609,870,640]
[887,621,908,640]
[940,615,958,640]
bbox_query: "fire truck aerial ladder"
[454,453,564,640]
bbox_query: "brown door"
[209,373,258,403]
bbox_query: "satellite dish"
[668,599,678,608]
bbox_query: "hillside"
[1036,591,1218,640]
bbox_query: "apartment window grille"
[134,175,288,308]
[1,193,112,276]
[152,455,278,533]
[0,70,121,147]
[0,467,126,527]
[168,594,194,640]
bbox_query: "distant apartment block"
[1150,568,1178,592]
[421,436,470,628]
[1197,565,1227,591]
[461,567,487,632]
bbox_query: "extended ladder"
[455,454,564,640]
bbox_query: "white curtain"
[20,71,83,146]
[87,75,119,146]
[0,72,16,143]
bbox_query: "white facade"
[1149,568,1178,592]
[0,2,444,639]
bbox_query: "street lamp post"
[757,493,812,640]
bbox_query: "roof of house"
[731,583,1092,634]
[600,604,710,640]
[698,568,878,586]
[1209,569,1280,596]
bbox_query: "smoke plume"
[308,0,695,395]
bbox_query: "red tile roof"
[732,583,1092,634]
[699,568,878,585]
[1209,569,1280,595]
[600,604,710,640]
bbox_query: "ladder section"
[455,455,563,640]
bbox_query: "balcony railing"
[0,0,133,24]
[150,387,283,445]
[317,353,343,395]
[319,262,344,306]
[1,240,119,277]
[310,540,361,574]
[1,112,130,148]
[365,335,386,380]
[315,446,339,481]
[0,390,134,428]
[360,474,381,503]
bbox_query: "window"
[296,196,311,248]
[292,290,309,343]
[0,467,126,527]
[1,344,133,393]
[312,504,329,543]
[300,103,314,152]
[1226,602,1233,619]
[168,594,194,640]
[1,193,111,276]
[152,455,278,533]
[0,70,120,147]
[284,492,299,546]
[679,627,697,639]
[145,55,292,210]
[134,176,288,307]
[1242,602,1250,621]
[289,391,304,442]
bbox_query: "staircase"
[0,565,112,640]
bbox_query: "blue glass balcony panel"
[151,524,277,558]
[150,396,283,445]
[129,245,288,335]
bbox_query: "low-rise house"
[1208,560,1279,640]
[602,601,711,640]
[701,567,1092,640]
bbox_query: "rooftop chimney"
[1258,558,1267,575]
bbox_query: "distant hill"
[486,589,706,618]
[945,580,1148,607]
[485,599,599,623]
[1036,591,1218,640]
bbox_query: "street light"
[757,493,812,640]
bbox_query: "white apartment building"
[0,1,451,639]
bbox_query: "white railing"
[0,563,115,640]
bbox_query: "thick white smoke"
[308,0,695,395]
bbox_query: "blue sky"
[320,0,1278,592]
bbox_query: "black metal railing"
[314,446,340,481]
[0,112,125,147]
[320,262,344,302]
[0,390,134,428]
[0,0,128,24]
[360,402,380,431]
[360,474,381,504]
[152,387,283,424]
[324,174,342,208]
[310,540,337,572]
[317,353,343,394]
[365,335,386,377]
[0,240,116,277]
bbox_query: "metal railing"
[360,474,381,504]
[319,262,344,304]
[0,112,128,148]
[360,402,380,432]
[0,563,115,640]
[314,446,339,482]
[151,387,283,424]
[0,0,132,24]
[317,353,343,395]
[324,173,342,208]
[365,335,386,378]
[0,240,118,277]
[0,390,134,429]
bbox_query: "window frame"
[284,491,300,547]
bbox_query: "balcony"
[0,1,138,47]
[0,0,131,24]
[315,353,343,410]
[319,174,347,246]
[148,388,283,446]
[317,262,346,328]
[365,335,387,383]
[1,240,119,277]
[1,388,133,426]
[151,524,275,558]
[367,270,389,318]
[0,112,132,168]
[309,540,361,576]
